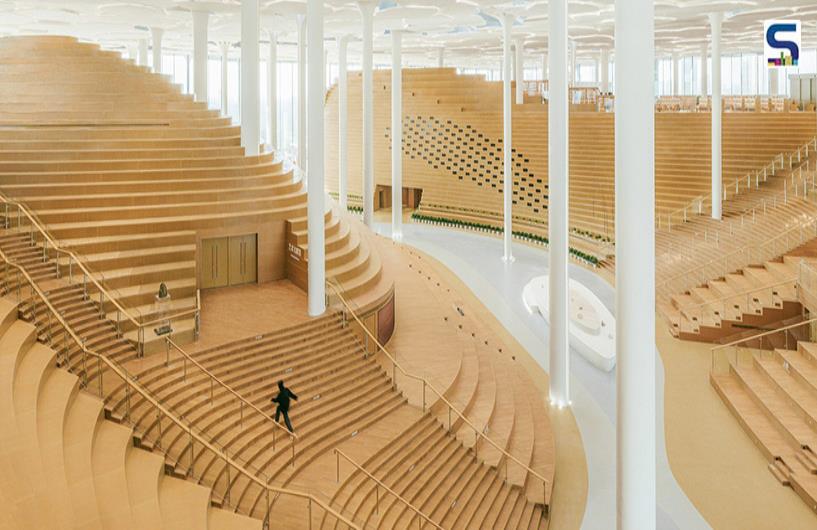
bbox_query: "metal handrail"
[325,281,551,511]
[658,213,817,297]
[164,337,298,453]
[0,249,358,530]
[710,316,817,372]
[674,276,797,315]
[0,194,200,353]
[660,136,817,231]
[334,449,445,529]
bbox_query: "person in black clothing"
[271,380,298,433]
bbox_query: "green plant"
[411,212,601,266]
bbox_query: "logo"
[765,20,801,67]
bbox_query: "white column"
[569,40,577,84]
[548,0,569,407]
[615,0,656,527]
[710,12,722,220]
[515,38,524,104]
[542,53,548,81]
[672,52,680,95]
[700,43,708,96]
[359,1,377,227]
[391,31,403,240]
[219,42,230,116]
[600,48,609,92]
[240,0,260,156]
[267,33,278,150]
[297,14,307,168]
[192,10,209,103]
[437,47,445,68]
[769,68,780,96]
[138,38,148,67]
[307,0,326,316]
[337,36,349,209]
[128,44,137,63]
[501,14,514,262]
[151,28,163,73]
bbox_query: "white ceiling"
[2,1,817,66]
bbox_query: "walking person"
[271,380,298,433]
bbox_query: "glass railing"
[710,316,817,375]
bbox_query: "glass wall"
[652,50,817,97]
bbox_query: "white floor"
[376,221,710,530]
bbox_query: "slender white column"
[337,36,349,209]
[700,43,708,96]
[297,14,307,168]
[501,14,514,262]
[240,0,260,156]
[569,40,576,84]
[267,32,278,150]
[600,48,609,92]
[128,44,137,63]
[151,28,163,73]
[615,0,656,527]
[359,1,377,227]
[515,38,524,104]
[548,0,569,407]
[307,0,325,316]
[219,42,229,116]
[391,31,403,240]
[542,53,548,81]
[769,68,780,96]
[672,52,680,95]
[192,10,209,103]
[437,47,445,68]
[710,12,722,220]
[138,38,148,67]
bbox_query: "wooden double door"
[201,234,257,289]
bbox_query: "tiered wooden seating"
[0,35,386,351]
[654,149,817,317]
[0,297,262,529]
[712,339,817,512]
[664,253,806,341]
[324,67,816,258]
[96,298,551,528]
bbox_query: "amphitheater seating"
[712,339,817,511]
[655,150,817,333]
[0,296,262,530]
[0,35,386,353]
[664,254,805,341]
[324,67,817,253]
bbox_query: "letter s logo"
[766,22,800,64]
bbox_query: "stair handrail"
[658,213,817,300]
[325,280,551,512]
[334,449,445,529]
[667,276,798,328]
[0,194,199,355]
[659,136,817,231]
[710,315,817,374]
[164,336,299,449]
[0,249,359,530]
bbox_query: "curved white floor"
[376,222,710,530]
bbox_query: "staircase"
[662,254,807,341]
[712,339,817,511]
[0,296,262,530]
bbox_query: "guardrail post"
[225,453,231,507]
[82,274,87,300]
[125,385,131,422]
[336,450,339,482]
[188,430,195,477]
[422,381,426,412]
